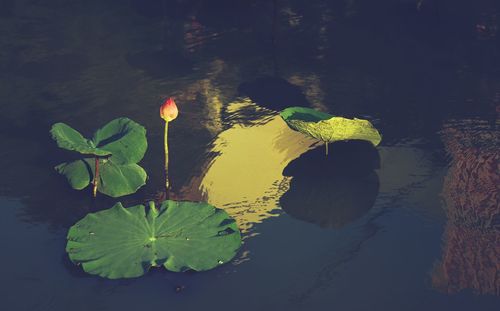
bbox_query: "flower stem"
[93,156,99,197]
[164,121,170,197]
[325,142,329,156]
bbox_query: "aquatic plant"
[66,200,241,279]
[59,100,242,278]
[160,97,178,194]
[50,118,147,197]
[280,107,382,155]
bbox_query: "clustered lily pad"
[51,117,147,197]
[280,107,382,148]
[53,102,244,279]
[66,200,242,279]
[54,103,383,279]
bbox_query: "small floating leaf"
[55,158,146,197]
[280,107,382,146]
[92,118,147,165]
[66,201,242,279]
[54,159,91,190]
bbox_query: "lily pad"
[50,123,110,156]
[51,118,148,197]
[66,200,242,279]
[55,158,147,197]
[51,118,147,161]
[280,107,382,146]
[92,118,147,164]
[54,159,93,191]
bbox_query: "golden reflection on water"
[178,99,318,233]
[432,119,500,295]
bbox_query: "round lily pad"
[280,107,382,146]
[92,117,147,165]
[66,200,242,279]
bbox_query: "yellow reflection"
[180,99,317,233]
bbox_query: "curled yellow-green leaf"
[280,107,382,146]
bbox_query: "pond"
[1,0,499,310]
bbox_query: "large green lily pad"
[280,107,382,146]
[66,201,242,279]
[51,118,148,197]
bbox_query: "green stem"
[93,156,99,198]
[164,121,170,197]
[325,142,329,156]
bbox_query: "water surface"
[0,1,499,310]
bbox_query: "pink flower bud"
[160,98,178,122]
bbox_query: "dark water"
[1,0,499,310]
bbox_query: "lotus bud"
[160,98,178,122]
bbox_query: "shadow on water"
[131,0,198,20]
[195,0,272,31]
[12,54,88,83]
[126,49,194,79]
[61,251,91,279]
[127,0,200,78]
[238,75,311,111]
[0,0,15,18]
[280,140,380,228]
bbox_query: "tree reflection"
[432,119,500,295]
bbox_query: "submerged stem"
[93,156,99,197]
[164,121,170,197]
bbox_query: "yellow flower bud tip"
[160,97,178,122]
